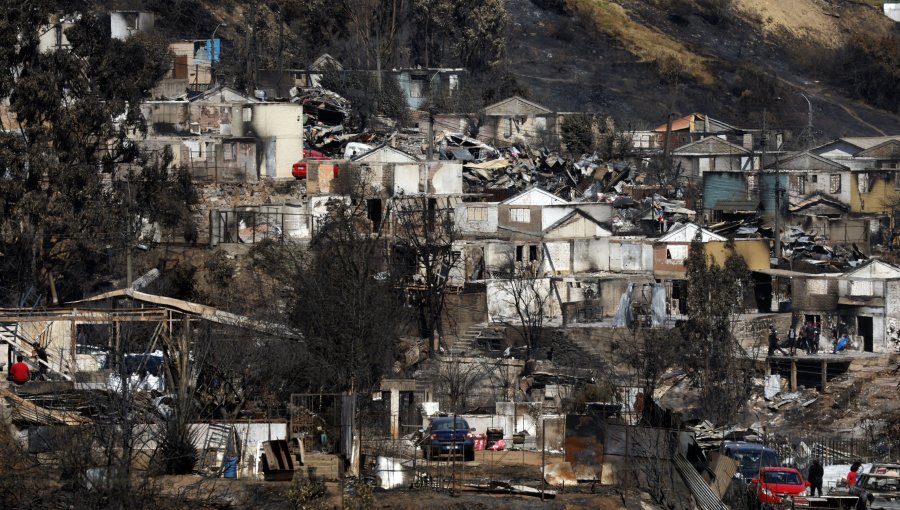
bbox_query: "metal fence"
[209,209,310,245]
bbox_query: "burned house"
[782,260,900,353]
[479,96,557,148]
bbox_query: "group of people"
[803,459,864,499]
[767,320,855,356]
[5,342,49,384]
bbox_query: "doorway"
[857,316,874,352]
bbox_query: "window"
[850,280,873,296]
[223,143,236,161]
[830,174,841,193]
[895,171,900,190]
[791,175,806,194]
[811,174,818,183]
[747,174,758,192]
[516,245,524,262]
[466,206,487,222]
[409,76,426,98]
[529,245,539,262]
[666,245,689,263]
[509,208,531,223]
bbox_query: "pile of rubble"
[783,226,867,271]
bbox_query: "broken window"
[123,12,139,29]
[858,173,872,194]
[791,175,806,194]
[529,245,539,262]
[409,76,426,98]
[747,174,758,192]
[509,207,531,223]
[666,245,688,263]
[367,199,382,231]
[516,245,524,263]
[223,143,236,161]
[811,174,818,183]
[466,206,487,222]
[830,174,841,193]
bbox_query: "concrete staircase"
[444,323,490,356]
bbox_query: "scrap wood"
[0,388,92,425]
[463,481,556,498]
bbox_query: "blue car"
[420,416,475,461]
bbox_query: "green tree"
[560,113,595,156]
[682,238,752,425]
[0,5,193,305]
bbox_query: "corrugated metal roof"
[674,452,728,510]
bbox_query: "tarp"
[651,283,666,327]
[464,159,510,170]
[612,283,634,328]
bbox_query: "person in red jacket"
[9,355,30,384]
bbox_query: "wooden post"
[790,358,798,391]
[821,359,827,393]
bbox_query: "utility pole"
[772,113,782,267]
[798,92,815,149]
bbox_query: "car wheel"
[464,447,474,462]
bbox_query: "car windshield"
[764,471,801,485]
[861,475,900,492]
[431,419,469,431]
[732,449,779,473]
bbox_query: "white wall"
[393,164,420,194]
[486,278,559,322]
[243,103,304,179]
[455,203,499,234]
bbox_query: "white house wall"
[542,241,571,274]
[573,239,610,272]
[393,164,421,194]
[486,278,559,322]
[429,162,463,194]
[455,203,499,235]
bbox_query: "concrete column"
[790,359,798,391]
[821,359,827,393]
[390,387,400,440]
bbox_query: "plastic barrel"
[223,456,238,479]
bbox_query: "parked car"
[854,470,900,510]
[419,416,475,461]
[292,149,335,179]
[749,467,810,508]
[722,441,781,481]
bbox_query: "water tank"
[283,201,307,239]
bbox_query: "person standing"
[768,326,787,356]
[8,355,30,384]
[788,326,798,356]
[811,323,821,354]
[808,459,824,497]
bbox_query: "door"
[857,316,874,352]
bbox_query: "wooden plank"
[0,388,91,425]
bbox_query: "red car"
[751,467,810,507]
[292,149,334,179]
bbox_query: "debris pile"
[783,226,867,270]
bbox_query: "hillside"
[123,0,900,140]
[506,0,900,138]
